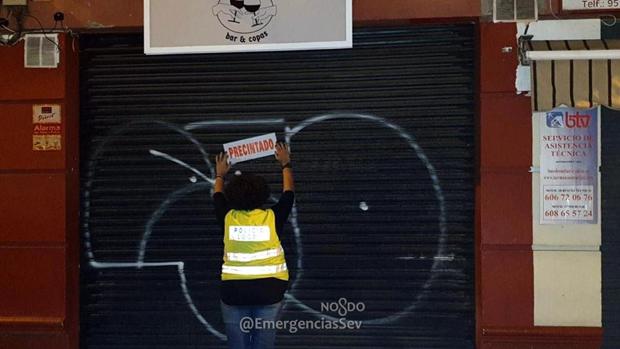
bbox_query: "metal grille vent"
[24,34,59,68]
[493,0,538,22]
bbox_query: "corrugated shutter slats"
[80,25,475,349]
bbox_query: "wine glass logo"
[212,0,277,34]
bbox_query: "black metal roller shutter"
[80,25,475,349]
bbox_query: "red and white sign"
[32,104,62,151]
[224,133,277,164]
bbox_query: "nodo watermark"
[320,297,366,317]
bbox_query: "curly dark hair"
[225,173,271,210]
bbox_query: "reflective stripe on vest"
[226,247,283,262]
[222,263,287,276]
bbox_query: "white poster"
[145,0,352,54]
[540,107,599,224]
[223,132,277,164]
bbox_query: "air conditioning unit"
[24,34,60,68]
[494,0,538,22]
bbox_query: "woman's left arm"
[213,152,231,226]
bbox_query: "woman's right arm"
[272,143,295,227]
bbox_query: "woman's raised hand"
[215,152,231,177]
[274,142,291,167]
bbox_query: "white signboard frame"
[223,132,278,164]
[563,0,620,10]
[144,0,352,55]
[539,107,599,225]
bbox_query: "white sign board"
[32,104,61,124]
[145,0,352,54]
[539,107,599,224]
[563,0,620,10]
[223,133,277,164]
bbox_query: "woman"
[213,142,294,349]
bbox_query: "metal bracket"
[518,34,533,66]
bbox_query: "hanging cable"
[54,12,79,53]
[0,5,25,46]
[23,13,61,51]
[1,24,16,34]
[601,15,617,27]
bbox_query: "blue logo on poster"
[546,112,564,128]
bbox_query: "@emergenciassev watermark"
[239,298,366,334]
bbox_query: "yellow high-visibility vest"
[222,209,288,281]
